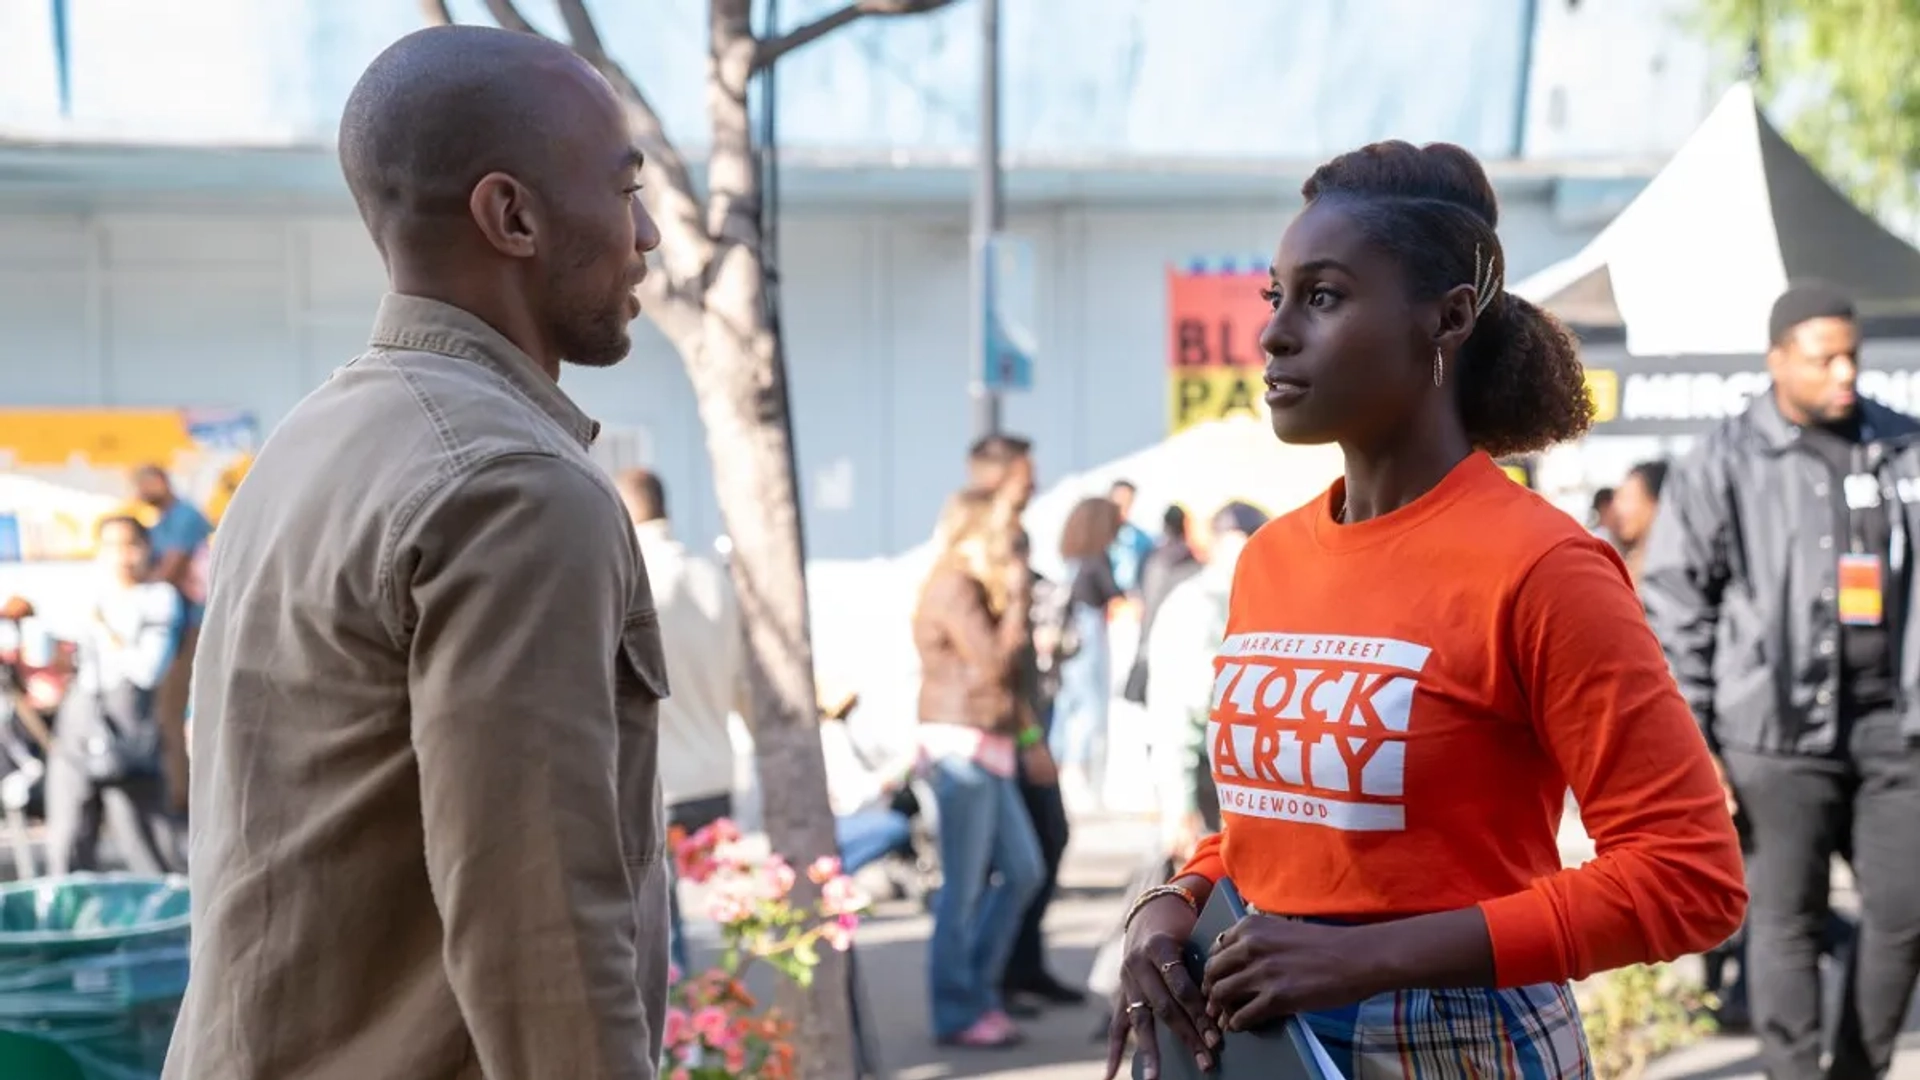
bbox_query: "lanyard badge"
[1839,552,1885,626]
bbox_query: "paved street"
[823,813,1920,1079]
[1645,931,1920,1080]
[1563,818,1920,1079]
[850,815,1150,1080]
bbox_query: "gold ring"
[1159,960,1183,974]
[1127,1001,1149,1013]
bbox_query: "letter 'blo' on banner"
[1168,268,1272,434]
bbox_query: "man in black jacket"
[1643,283,1920,1079]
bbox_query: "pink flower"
[707,890,753,925]
[692,1005,731,1044]
[673,841,717,885]
[819,874,869,917]
[807,855,842,885]
[725,1039,749,1072]
[762,856,797,900]
[709,819,743,846]
[662,1007,691,1048]
[670,1069,691,1080]
[821,916,856,952]
[667,961,682,986]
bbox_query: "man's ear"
[469,172,539,258]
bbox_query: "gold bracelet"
[1123,883,1199,931]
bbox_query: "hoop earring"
[1433,346,1444,388]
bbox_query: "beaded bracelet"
[1123,882,1200,931]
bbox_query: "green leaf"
[1693,0,1920,214]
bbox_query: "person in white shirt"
[1141,501,1267,859]
[615,469,743,974]
[45,514,186,876]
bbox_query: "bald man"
[164,26,669,1080]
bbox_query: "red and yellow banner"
[0,408,256,561]
[1167,268,1272,434]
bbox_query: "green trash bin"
[0,874,190,1080]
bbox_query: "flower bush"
[1578,963,1718,1079]
[660,818,871,1080]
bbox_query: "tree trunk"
[429,3,977,1075]
[693,3,855,1077]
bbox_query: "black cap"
[1769,281,1855,347]
[1211,500,1269,538]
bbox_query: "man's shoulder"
[163,500,211,529]
[1669,408,1763,479]
[262,351,615,532]
[357,346,589,463]
[152,500,212,547]
[421,452,627,550]
[1864,397,1920,438]
[1154,574,1209,622]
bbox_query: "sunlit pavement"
[675,808,1920,1079]
[1560,821,1920,1079]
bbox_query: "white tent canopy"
[1515,82,1920,356]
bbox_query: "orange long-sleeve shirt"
[1179,453,1746,988]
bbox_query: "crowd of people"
[0,20,1897,1080]
[1,465,210,879]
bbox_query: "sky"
[0,0,1534,159]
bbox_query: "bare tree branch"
[481,0,540,35]
[753,0,962,70]
[548,0,715,289]
[418,0,454,26]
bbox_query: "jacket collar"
[367,293,600,450]
[1743,385,1917,455]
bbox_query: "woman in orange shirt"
[1106,141,1746,1079]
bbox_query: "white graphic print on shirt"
[1207,632,1431,832]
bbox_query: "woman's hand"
[1103,893,1219,1080]
[1201,915,1379,1033]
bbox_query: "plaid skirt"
[1300,981,1594,1079]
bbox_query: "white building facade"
[0,0,1729,558]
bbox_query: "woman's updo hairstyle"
[1300,140,1594,457]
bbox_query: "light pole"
[968,0,1003,440]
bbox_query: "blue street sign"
[983,234,1035,392]
[51,0,72,116]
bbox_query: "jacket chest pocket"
[621,610,672,701]
[617,610,671,867]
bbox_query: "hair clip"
[1471,243,1501,316]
